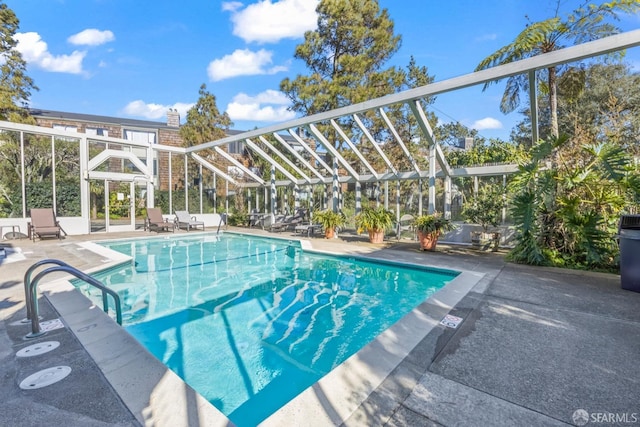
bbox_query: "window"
[228,141,244,154]
[53,124,78,132]
[86,127,109,137]
[124,129,156,144]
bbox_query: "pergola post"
[418,178,423,216]
[444,175,451,220]
[396,180,400,223]
[428,145,436,214]
[212,173,216,214]
[225,180,229,214]
[294,184,300,211]
[384,181,389,210]
[355,181,362,215]
[332,158,339,212]
[270,165,276,214]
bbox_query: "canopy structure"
[1,30,639,235]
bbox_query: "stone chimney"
[167,109,180,128]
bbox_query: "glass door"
[106,181,135,232]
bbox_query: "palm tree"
[476,0,639,139]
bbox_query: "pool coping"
[39,233,484,426]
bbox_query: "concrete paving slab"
[430,296,640,424]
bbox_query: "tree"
[280,0,404,119]
[476,0,639,139]
[0,2,37,121]
[179,84,232,147]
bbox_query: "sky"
[6,0,640,141]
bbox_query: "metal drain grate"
[16,341,60,358]
[19,366,72,390]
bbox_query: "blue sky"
[7,0,640,141]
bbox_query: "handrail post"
[25,262,123,339]
[23,259,70,321]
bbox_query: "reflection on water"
[75,234,457,426]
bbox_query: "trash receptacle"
[618,214,640,292]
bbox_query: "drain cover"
[16,341,60,358]
[19,366,72,390]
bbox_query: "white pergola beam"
[287,129,334,174]
[191,153,237,184]
[213,146,265,185]
[272,133,325,181]
[379,108,421,174]
[258,136,312,183]
[353,113,397,175]
[189,30,640,152]
[244,138,300,183]
[307,123,360,180]
[330,119,379,178]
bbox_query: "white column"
[355,182,362,214]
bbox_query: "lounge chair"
[147,208,173,232]
[30,208,63,242]
[175,210,205,231]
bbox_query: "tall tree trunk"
[548,65,559,138]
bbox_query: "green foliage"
[476,0,639,139]
[0,3,38,120]
[507,134,640,271]
[313,209,346,230]
[179,84,231,147]
[462,185,506,232]
[0,181,80,218]
[445,138,526,167]
[413,213,455,235]
[355,206,394,232]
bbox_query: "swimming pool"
[74,233,459,426]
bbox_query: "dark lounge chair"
[147,208,173,232]
[30,208,62,242]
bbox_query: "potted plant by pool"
[313,209,346,239]
[413,213,455,251]
[462,185,505,251]
[355,206,395,244]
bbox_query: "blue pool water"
[75,233,458,426]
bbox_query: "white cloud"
[207,48,288,81]
[15,32,85,74]
[68,29,115,46]
[227,90,296,122]
[472,117,503,130]
[122,100,194,121]
[475,33,497,42]
[226,0,318,43]
[222,1,243,12]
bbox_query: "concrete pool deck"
[1,228,639,426]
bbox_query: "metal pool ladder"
[23,259,123,338]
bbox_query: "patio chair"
[147,208,173,233]
[396,214,415,240]
[30,208,63,242]
[175,210,205,231]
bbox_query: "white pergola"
[1,29,639,235]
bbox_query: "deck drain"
[19,366,71,390]
[16,341,60,358]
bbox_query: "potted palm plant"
[462,185,505,251]
[355,206,395,244]
[413,213,455,251]
[313,209,346,239]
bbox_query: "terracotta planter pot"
[324,227,335,239]
[418,231,439,251]
[368,229,385,244]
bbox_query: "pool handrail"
[25,260,122,338]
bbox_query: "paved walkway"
[1,229,638,426]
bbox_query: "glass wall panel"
[186,157,201,213]
[54,137,81,216]
[0,130,23,217]
[24,133,54,214]
[201,169,216,213]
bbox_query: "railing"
[23,259,122,338]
